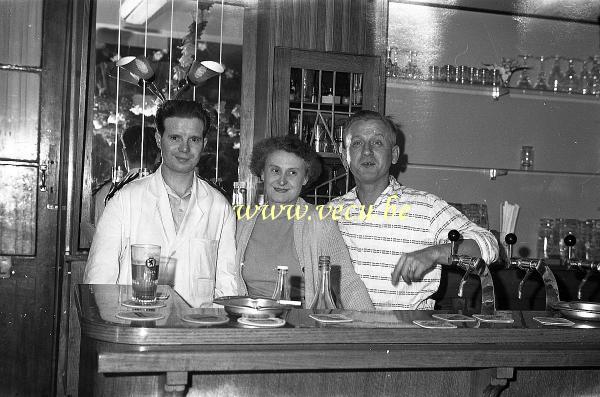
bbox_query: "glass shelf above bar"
[387,79,600,105]
[289,102,362,112]
[409,162,600,179]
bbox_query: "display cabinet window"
[80,1,244,248]
[289,68,364,154]
[272,47,382,205]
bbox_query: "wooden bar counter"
[77,285,600,396]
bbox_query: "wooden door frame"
[54,0,95,393]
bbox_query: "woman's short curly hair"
[250,135,322,185]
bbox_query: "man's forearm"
[431,239,482,265]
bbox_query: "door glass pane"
[0,71,40,160]
[0,165,37,256]
[0,0,43,66]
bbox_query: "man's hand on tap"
[391,246,442,285]
[391,239,483,285]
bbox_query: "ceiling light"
[120,0,168,25]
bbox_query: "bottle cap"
[277,266,288,270]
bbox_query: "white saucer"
[121,299,166,309]
[116,311,165,321]
[238,317,286,328]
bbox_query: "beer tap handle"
[577,270,592,301]
[458,271,470,298]
[504,233,517,269]
[564,235,577,266]
[448,229,461,265]
[518,269,533,300]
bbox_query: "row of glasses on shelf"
[537,218,600,261]
[385,47,600,95]
[515,55,600,94]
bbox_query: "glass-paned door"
[0,0,66,395]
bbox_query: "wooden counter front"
[77,285,600,396]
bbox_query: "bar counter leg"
[481,367,514,397]
[164,371,188,396]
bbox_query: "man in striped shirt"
[328,111,498,310]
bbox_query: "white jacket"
[84,167,238,307]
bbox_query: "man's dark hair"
[155,99,211,136]
[250,135,322,185]
[121,125,160,169]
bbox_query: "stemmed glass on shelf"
[589,55,600,96]
[561,58,580,94]
[515,54,533,90]
[579,57,591,95]
[547,55,564,92]
[533,56,549,91]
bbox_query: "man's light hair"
[342,110,401,149]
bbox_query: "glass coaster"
[182,314,229,325]
[472,314,514,323]
[121,299,166,309]
[116,311,165,321]
[238,317,285,328]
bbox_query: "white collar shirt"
[161,176,193,235]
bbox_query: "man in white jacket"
[84,100,237,307]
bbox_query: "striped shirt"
[328,177,498,310]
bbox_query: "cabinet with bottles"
[273,47,383,203]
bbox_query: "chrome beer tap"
[503,233,560,311]
[447,230,496,315]
[563,235,600,300]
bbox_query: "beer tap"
[447,230,496,315]
[563,235,600,300]
[503,233,560,311]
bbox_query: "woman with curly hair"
[235,135,373,310]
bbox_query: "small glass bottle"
[112,165,124,184]
[581,220,594,260]
[352,74,363,106]
[272,266,290,301]
[313,124,323,152]
[385,47,394,77]
[139,167,150,178]
[309,256,336,309]
[255,181,265,205]
[232,181,247,205]
[289,79,297,101]
[520,145,534,171]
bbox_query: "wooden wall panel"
[262,0,380,54]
